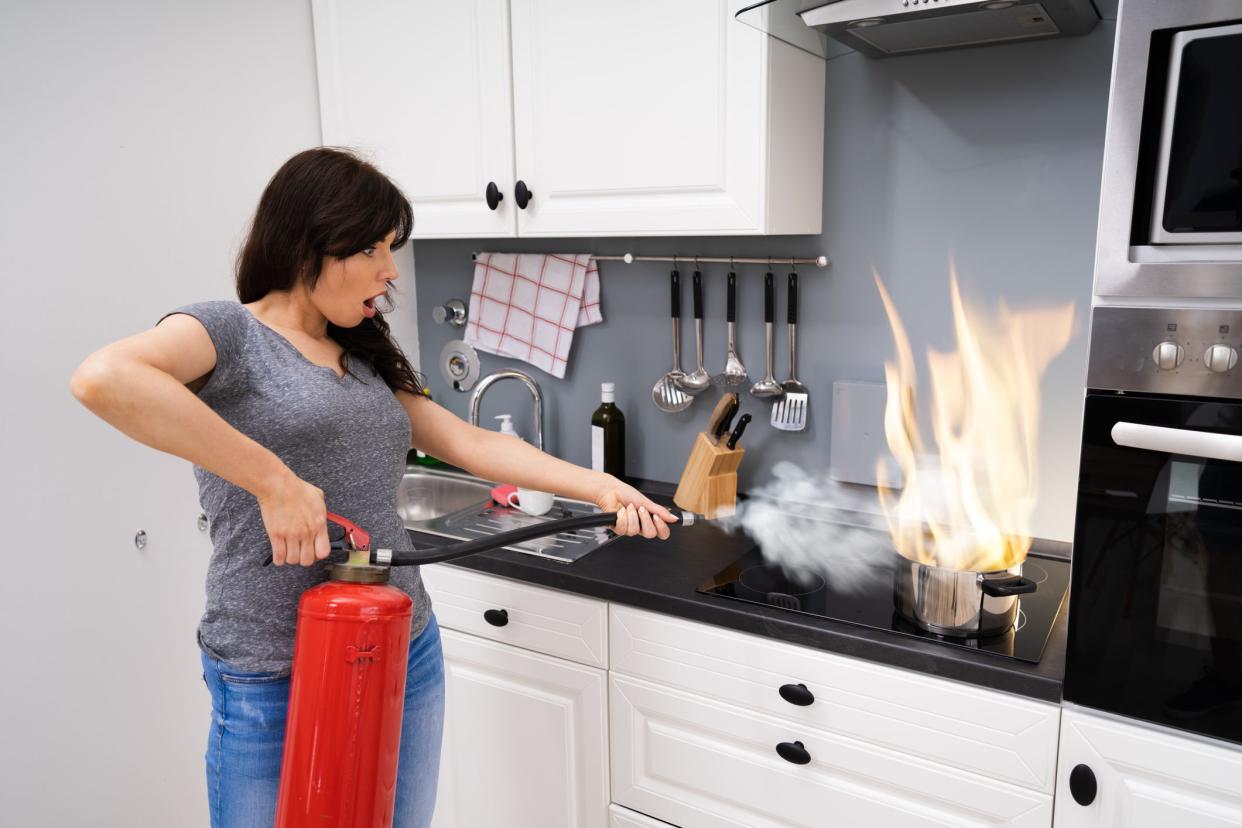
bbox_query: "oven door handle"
[1111,422,1242,463]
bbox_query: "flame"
[874,264,1074,572]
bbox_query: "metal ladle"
[676,268,711,394]
[749,271,784,399]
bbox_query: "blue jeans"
[201,615,445,827]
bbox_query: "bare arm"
[69,313,330,565]
[396,391,676,538]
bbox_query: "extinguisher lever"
[260,512,370,567]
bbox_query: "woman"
[69,147,676,828]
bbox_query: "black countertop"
[405,476,1068,704]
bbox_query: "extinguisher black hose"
[387,511,626,566]
[262,509,695,568]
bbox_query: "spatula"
[772,271,809,432]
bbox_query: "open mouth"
[362,293,384,317]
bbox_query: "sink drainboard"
[415,501,615,564]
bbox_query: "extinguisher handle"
[326,512,370,551]
[260,512,369,567]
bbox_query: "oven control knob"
[1152,341,1185,371]
[1204,344,1238,374]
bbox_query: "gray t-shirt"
[159,300,431,674]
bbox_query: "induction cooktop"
[697,546,1070,664]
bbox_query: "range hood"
[736,0,1100,59]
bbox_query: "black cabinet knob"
[483,608,509,627]
[1069,764,1097,806]
[485,181,503,211]
[515,179,533,209]
[778,683,815,706]
[775,740,811,765]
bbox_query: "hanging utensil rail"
[471,253,830,268]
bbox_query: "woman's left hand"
[595,476,678,540]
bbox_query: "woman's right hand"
[256,473,331,566]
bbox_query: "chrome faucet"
[469,369,545,452]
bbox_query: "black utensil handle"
[727,271,737,323]
[483,608,509,627]
[1069,764,1097,806]
[670,270,680,319]
[778,683,815,707]
[727,413,752,450]
[764,272,774,323]
[693,270,704,320]
[980,575,1038,597]
[776,741,811,765]
[788,272,798,325]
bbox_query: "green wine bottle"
[591,382,625,478]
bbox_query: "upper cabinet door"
[508,0,823,237]
[313,0,517,238]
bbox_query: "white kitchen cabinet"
[611,673,1053,828]
[1053,707,1242,828]
[311,0,824,239]
[610,803,677,827]
[313,0,517,238]
[611,604,1062,794]
[423,568,610,828]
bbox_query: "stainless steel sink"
[397,468,493,525]
[398,466,617,564]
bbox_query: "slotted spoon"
[772,271,809,431]
[652,269,693,412]
[712,271,749,388]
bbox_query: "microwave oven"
[1148,22,1242,246]
[1094,2,1242,300]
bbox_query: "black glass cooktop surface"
[697,546,1070,664]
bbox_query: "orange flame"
[874,264,1075,572]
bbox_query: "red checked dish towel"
[464,252,603,378]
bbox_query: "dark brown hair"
[236,147,425,394]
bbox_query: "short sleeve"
[156,300,250,398]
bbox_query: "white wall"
[0,2,414,824]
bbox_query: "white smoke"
[720,461,895,592]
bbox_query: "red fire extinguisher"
[274,512,412,828]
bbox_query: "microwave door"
[1149,23,1242,245]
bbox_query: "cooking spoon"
[676,269,711,394]
[712,271,749,388]
[652,269,693,412]
[749,271,784,399]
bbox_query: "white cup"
[507,488,555,516]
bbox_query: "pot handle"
[980,575,1037,597]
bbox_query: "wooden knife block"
[674,432,744,519]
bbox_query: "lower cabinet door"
[611,674,1053,828]
[610,803,679,827]
[1054,708,1242,827]
[432,629,609,828]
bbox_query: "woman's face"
[314,229,399,327]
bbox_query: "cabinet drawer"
[610,605,1059,793]
[423,564,607,668]
[611,674,1052,828]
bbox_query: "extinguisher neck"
[328,562,391,584]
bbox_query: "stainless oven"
[1066,306,1242,746]
[1094,1,1242,299]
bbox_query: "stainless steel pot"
[893,555,1037,638]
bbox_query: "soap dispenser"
[495,414,523,441]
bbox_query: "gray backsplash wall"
[409,19,1116,543]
